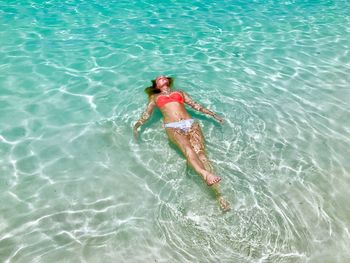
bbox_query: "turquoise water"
[1,0,350,262]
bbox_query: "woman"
[133,76,230,211]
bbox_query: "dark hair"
[144,77,174,97]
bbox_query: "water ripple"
[1,0,350,262]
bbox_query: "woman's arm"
[133,98,156,138]
[182,91,224,124]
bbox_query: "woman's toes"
[206,174,221,186]
[213,176,221,184]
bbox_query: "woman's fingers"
[133,128,139,140]
[215,115,224,124]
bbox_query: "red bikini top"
[156,91,185,108]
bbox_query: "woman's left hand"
[213,114,224,124]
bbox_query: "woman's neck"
[159,86,170,93]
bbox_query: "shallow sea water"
[1,0,350,262]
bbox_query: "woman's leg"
[188,122,212,172]
[166,128,220,186]
[188,123,230,211]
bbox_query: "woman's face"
[155,76,169,88]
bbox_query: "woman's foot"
[203,172,221,186]
[219,197,231,212]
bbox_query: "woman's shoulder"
[149,94,158,103]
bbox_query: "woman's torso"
[153,91,192,123]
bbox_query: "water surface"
[0,0,350,262]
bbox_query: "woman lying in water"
[133,76,230,211]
